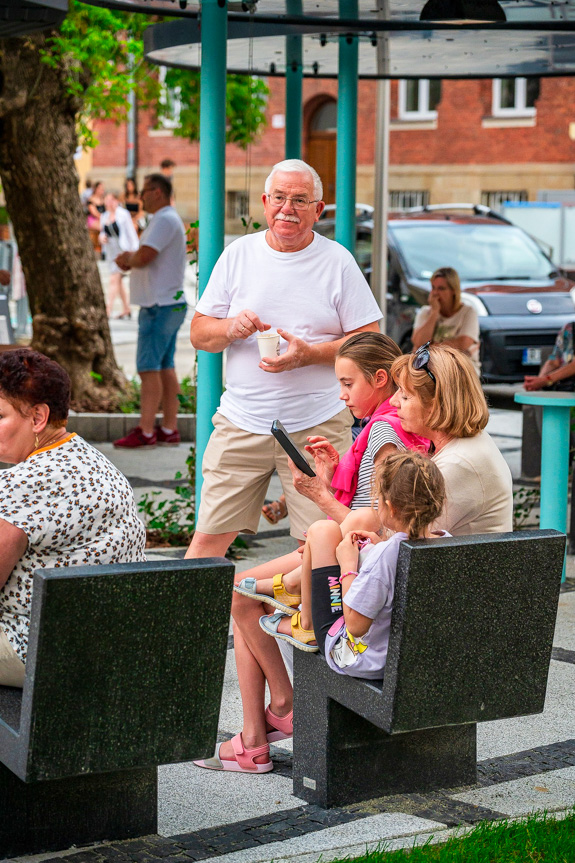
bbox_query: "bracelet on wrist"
[339,570,359,585]
[545,374,554,385]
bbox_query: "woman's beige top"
[432,430,513,535]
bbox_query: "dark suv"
[316,204,575,382]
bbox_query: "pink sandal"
[265,705,293,743]
[193,732,273,773]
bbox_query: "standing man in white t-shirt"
[186,159,382,559]
[113,173,187,448]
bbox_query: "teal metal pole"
[195,0,227,512]
[335,0,358,253]
[285,34,302,159]
[540,405,570,581]
[285,1,303,159]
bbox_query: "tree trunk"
[0,32,127,410]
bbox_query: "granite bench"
[292,529,565,808]
[0,556,234,857]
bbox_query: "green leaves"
[159,68,269,149]
[40,2,268,150]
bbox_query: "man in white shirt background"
[113,173,187,449]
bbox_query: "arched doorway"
[306,99,337,205]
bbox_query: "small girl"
[261,450,447,679]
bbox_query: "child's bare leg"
[231,589,294,701]
[340,506,381,535]
[217,621,292,763]
[275,519,343,636]
[234,549,303,596]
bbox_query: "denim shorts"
[136,303,187,373]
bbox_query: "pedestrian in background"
[99,190,139,319]
[114,174,187,449]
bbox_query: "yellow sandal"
[272,573,301,610]
[259,610,318,652]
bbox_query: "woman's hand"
[304,436,340,487]
[524,375,549,392]
[288,458,333,507]
[336,531,360,573]
[428,292,441,314]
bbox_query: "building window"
[492,78,539,117]
[157,66,182,130]
[481,190,529,211]
[227,190,250,220]
[398,80,441,121]
[389,190,430,210]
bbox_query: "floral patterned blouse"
[0,433,146,661]
[549,322,575,366]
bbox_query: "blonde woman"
[411,266,480,374]
[390,342,512,536]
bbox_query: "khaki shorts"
[0,627,25,688]
[196,408,353,541]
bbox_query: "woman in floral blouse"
[0,349,146,686]
[524,322,575,391]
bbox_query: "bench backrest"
[0,558,234,782]
[379,529,565,734]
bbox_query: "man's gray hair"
[264,159,323,201]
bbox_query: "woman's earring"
[34,433,39,451]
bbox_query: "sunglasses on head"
[413,341,436,384]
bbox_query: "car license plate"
[522,348,542,366]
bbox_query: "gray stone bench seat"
[0,557,234,858]
[293,529,565,808]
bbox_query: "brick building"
[86,74,575,230]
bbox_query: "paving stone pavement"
[7,393,575,863]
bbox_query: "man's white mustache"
[275,213,300,223]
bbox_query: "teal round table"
[515,390,575,581]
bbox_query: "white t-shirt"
[432,431,513,535]
[0,435,146,661]
[129,206,186,308]
[195,231,382,434]
[414,303,480,373]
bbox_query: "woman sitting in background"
[0,349,146,687]
[524,321,575,391]
[411,266,480,375]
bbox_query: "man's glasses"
[267,193,319,210]
[413,341,436,384]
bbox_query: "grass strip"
[336,809,575,862]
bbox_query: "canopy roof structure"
[135,0,575,79]
[0,0,67,37]
[144,18,575,78]
[80,0,575,27]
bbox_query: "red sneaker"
[155,426,181,446]
[113,426,157,449]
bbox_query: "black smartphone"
[271,420,316,477]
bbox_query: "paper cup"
[257,331,280,361]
